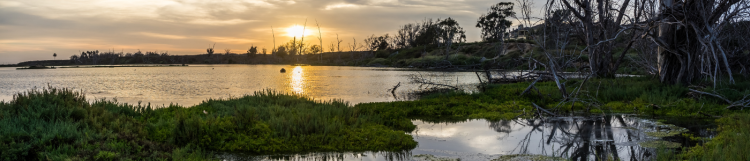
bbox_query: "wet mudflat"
[220,114,714,161]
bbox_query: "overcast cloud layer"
[0,0,543,63]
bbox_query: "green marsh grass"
[0,87,191,160]
[151,90,416,153]
[2,76,748,160]
[357,76,750,160]
[657,113,750,160]
[0,88,416,160]
[354,76,737,123]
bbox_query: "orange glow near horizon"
[285,25,312,38]
[0,0,497,63]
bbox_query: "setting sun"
[285,25,311,38]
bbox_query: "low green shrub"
[658,113,750,161]
[0,88,185,160]
[367,58,391,66]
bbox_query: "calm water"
[0,65,479,105]
[1,65,696,160]
[230,115,702,161]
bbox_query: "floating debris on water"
[642,121,689,138]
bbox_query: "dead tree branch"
[533,103,558,116]
[689,88,750,109]
[389,82,401,98]
[409,74,460,90]
[688,88,732,104]
[520,76,543,96]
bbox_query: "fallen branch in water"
[389,82,401,98]
[409,74,459,90]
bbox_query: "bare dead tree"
[336,34,343,52]
[719,20,750,77]
[625,0,661,75]
[300,19,308,59]
[271,27,277,55]
[516,0,571,99]
[559,0,638,77]
[348,38,358,52]
[316,20,323,61]
[514,0,644,113]
[648,0,750,85]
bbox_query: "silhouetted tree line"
[14,47,380,66]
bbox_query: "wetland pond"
[0,65,712,160]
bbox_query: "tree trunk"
[584,20,615,78]
[590,44,614,77]
[657,0,702,85]
[657,3,679,84]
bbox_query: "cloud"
[135,32,188,39]
[187,19,257,25]
[0,1,23,7]
[0,0,276,23]
[0,0,167,19]
[324,3,361,10]
[206,37,258,44]
[0,38,103,51]
[0,0,548,63]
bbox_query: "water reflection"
[411,115,689,161]
[237,115,705,161]
[0,65,481,105]
[218,151,412,161]
[291,66,304,94]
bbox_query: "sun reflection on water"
[291,66,304,94]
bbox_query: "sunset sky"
[0,0,540,63]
